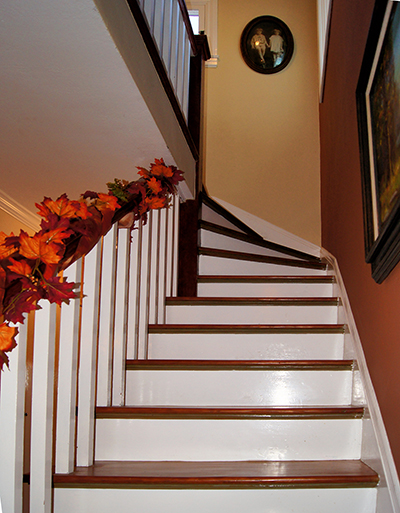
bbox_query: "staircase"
[53,196,381,512]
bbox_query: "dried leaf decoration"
[0,159,183,370]
[0,322,18,370]
[19,231,63,265]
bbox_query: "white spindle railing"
[0,195,181,512]
[140,0,195,119]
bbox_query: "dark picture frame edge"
[240,16,294,75]
[356,0,400,283]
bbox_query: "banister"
[177,0,199,56]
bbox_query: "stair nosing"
[125,359,354,371]
[165,297,340,307]
[148,324,347,334]
[197,275,336,284]
[95,406,364,420]
[53,459,379,489]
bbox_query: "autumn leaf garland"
[0,159,183,370]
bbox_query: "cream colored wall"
[204,0,321,245]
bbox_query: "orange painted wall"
[320,0,400,472]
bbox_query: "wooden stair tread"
[126,359,354,371]
[148,324,346,334]
[199,220,322,263]
[197,275,335,283]
[166,297,340,306]
[96,406,364,419]
[53,459,379,488]
[198,247,328,270]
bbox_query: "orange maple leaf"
[7,258,33,277]
[0,231,17,259]
[149,158,173,178]
[96,193,120,212]
[19,231,63,265]
[0,322,18,352]
[146,177,162,195]
[145,196,167,210]
[36,194,90,220]
[39,227,73,245]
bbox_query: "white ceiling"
[0,0,173,222]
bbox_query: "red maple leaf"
[3,287,43,324]
[43,276,78,306]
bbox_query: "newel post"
[178,34,211,297]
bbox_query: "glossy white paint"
[125,369,353,406]
[200,229,304,260]
[148,331,345,360]
[126,227,141,360]
[137,218,152,359]
[112,229,130,406]
[97,226,118,406]
[201,203,247,233]
[30,302,57,513]
[197,280,335,298]
[76,244,102,467]
[95,417,362,461]
[199,254,328,276]
[56,261,82,473]
[165,303,339,325]
[0,321,27,513]
[54,487,378,513]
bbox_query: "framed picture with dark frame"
[356,0,400,283]
[240,16,294,74]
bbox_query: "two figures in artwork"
[250,27,284,68]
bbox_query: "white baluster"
[182,32,191,119]
[169,0,179,91]
[176,8,185,109]
[162,0,173,72]
[157,208,168,324]
[30,302,57,513]
[76,244,102,467]
[127,227,140,360]
[0,320,28,513]
[97,227,118,407]
[55,261,82,473]
[137,215,152,359]
[148,209,160,325]
[143,0,155,33]
[153,0,165,51]
[165,200,174,300]
[172,195,180,297]
[112,228,130,406]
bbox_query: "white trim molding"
[186,0,218,67]
[317,0,333,102]
[0,189,41,232]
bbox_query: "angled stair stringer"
[53,196,400,513]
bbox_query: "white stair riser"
[125,370,353,406]
[54,487,377,513]
[165,304,339,325]
[200,229,303,260]
[148,333,345,360]
[198,281,335,298]
[201,204,247,232]
[95,418,362,461]
[199,255,328,276]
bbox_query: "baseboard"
[321,248,400,513]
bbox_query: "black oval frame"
[240,16,294,74]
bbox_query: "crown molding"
[0,190,41,232]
